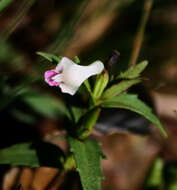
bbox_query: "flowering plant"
[44,57,104,95]
[0,51,167,190]
[38,52,166,190]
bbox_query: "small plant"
[0,51,167,190]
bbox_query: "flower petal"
[52,74,63,83]
[44,70,59,86]
[45,57,104,95]
[55,57,74,73]
[59,83,78,95]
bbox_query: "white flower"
[44,57,104,95]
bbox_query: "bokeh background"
[0,0,177,189]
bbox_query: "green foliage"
[117,60,148,79]
[36,52,62,64]
[9,109,37,124]
[70,106,87,123]
[69,137,104,190]
[77,108,101,139]
[84,79,92,93]
[0,0,172,188]
[47,0,89,54]
[101,93,167,137]
[0,39,24,67]
[93,71,109,100]
[144,161,177,190]
[23,91,71,119]
[73,56,80,64]
[0,0,14,12]
[0,142,65,168]
[0,76,25,111]
[144,158,164,188]
[102,79,140,100]
[84,79,95,105]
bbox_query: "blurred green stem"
[47,0,89,54]
[84,80,97,106]
[63,153,76,170]
[1,0,35,40]
[129,0,153,66]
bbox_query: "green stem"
[129,0,153,66]
[1,0,36,40]
[76,107,101,139]
[63,153,75,171]
[84,80,96,106]
[47,0,89,54]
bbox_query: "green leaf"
[77,108,101,139]
[93,71,109,100]
[0,142,65,168]
[73,56,80,64]
[84,79,92,94]
[174,110,177,117]
[0,0,13,12]
[36,52,62,63]
[117,60,148,79]
[23,92,71,119]
[10,109,37,124]
[84,79,97,106]
[68,137,104,190]
[145,158,164,188]
[71,106,87,123]
[102,79,140,100]
[101,93,167,137]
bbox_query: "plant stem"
[47,0,89,54]
[63,153,75,171]
[84,80,97,107]
[1,0,35,40]
[129,0,153,67]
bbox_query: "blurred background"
[0,0,177,189]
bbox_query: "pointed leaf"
[0,0,13,12]
[84,79,92,94]
[73,56,80,64]
[0,142,65,168]
[102,79,140,100]
[23,92,71,119]
[71,106,87,123]
[84,79,95,105]
[117,60,148,79]
[36,52,62,63]
[93,71,109,100]
[145,158,164,188]
[101,93,167,137]
[68,137,104,190]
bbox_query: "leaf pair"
[101,61,148,100]
[117,60,148,79]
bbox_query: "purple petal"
[44,70,59,86]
